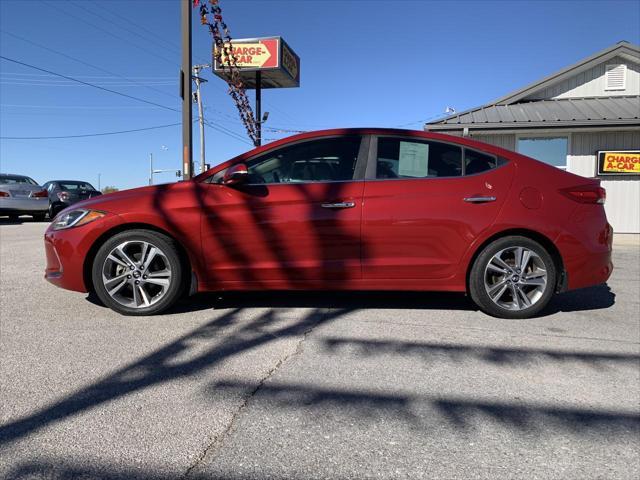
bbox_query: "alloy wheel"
[483,246,548,311]
[101,240,172,309]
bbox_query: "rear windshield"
[58,181,95,191]
[0,175,38,185]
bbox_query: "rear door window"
[376,138,462,179]
[464,149,498,175]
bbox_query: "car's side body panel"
[361,162,515,282]
[43,128,613,300]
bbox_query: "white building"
[426,41,640,233]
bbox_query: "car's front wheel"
[469,235,556,319]
[91,229,185,316]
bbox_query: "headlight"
[52,209,106,230]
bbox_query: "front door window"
[246,136,362,184]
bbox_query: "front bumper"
[0,197,48,213]
[44,213,122,292]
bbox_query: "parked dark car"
[42,180,102,219]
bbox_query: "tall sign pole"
[181,0,193,181]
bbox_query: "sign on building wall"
[597,150,640,175]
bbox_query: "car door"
[362,135,514,280]
[199,135,368,288]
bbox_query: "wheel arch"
[83,222,196,294]
[465,228,565,294]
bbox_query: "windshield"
[58,181,96,191]
[0,175,38,185]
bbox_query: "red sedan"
[44,129,613,318]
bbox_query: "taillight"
[0,191,9,197]
[57,191,70,201]
[31,190,48,198]
[560,185,606,205]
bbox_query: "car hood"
[65,182,194,214]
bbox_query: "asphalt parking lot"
[0,221,638,480]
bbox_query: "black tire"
[91,229,185,316]
[48,204,58,220]
[33,213,46,222]
[8,214,19,222]
[469,235,556,319]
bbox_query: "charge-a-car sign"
[213,36,300,89]
[598,150,640,175]
[215,38,279,69]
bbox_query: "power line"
[70,0,181,55]
[69,0,210,66]
[88,0,182,55]
[40,0,178,68]
[0,57,251,144]
[0,30,179,100]
[202,117,253,146]
[1,72,176,80]
[1,123,181,140]
[1,81,176,87]
[0,56,179,113]
[1,104,167,110]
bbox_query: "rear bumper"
[0,197,48,213]
[556,217,613,291]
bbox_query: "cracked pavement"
[1,222,639,479]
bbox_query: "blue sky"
[1,0,639,190]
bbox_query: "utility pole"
[192,64,210,174]
[149,153,153,185]
[181,0,193,181]
[255,71,261,147]
[97,173,101,191]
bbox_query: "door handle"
[321,202,356,209]
[463,196,496,203]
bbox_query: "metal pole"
[193,65,207,174]
[181,0,193,180]
[97,173,101,191]
[255,71,261,147]
[149,153,153,185]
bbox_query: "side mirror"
[223,163,249,185]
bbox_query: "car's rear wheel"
[33,213,46,222]
[469,235,556,319]
[91,229,185,316]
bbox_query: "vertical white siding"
[600,179,640,233]
[569,130,640,233]
[524,57,640,100]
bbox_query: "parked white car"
[0,174,49,221]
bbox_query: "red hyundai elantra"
[44,129,613,318]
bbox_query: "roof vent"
[605,64,626,91]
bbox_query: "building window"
[517,137,568,170]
